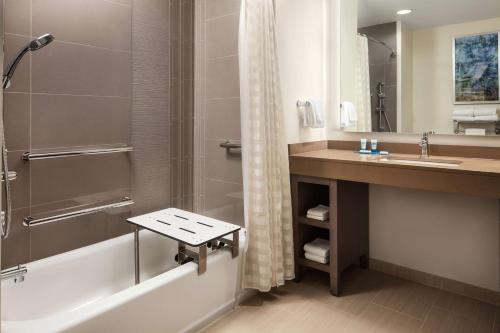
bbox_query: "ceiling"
[358,0,500,29]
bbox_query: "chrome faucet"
[419,131,435,158]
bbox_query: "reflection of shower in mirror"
[375,82,392,132]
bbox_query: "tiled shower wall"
[1,0,194,268]
[194,0,244,226]
[2,0,133,268]
[170,0,195,211]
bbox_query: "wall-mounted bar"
[23,197,134,227]
[22,146,133,161]
[219,141,242,152]
[296,100,312,108]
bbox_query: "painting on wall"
[454,32,499,104]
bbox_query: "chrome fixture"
[1,171,17,182]
[419,131,435,158]
[219,141,242,153]
[375,82,392,132]
[296,100,312,108]
[1,34,55,240]
[23,197,134,227]
[3,34,55,89]
[23,146,133,161]
[358,33,397,58]
[1,265,27,283]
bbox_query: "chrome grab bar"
[23,146,133,161]
[219,141,242,150]
[1,265,27,283]
[23,197,134,227]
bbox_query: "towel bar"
[23,197,134,227]
[23,146,133,161]
[296,100,312,108]
[219,141,242,152]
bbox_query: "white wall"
[279,0,499,291]
[276,0,328,144]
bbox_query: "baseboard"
[369,258,499,306]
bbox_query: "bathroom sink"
[379,156,462,167]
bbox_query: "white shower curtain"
[239,0,295,291]
[355,35,372,132]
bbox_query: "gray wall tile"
[4,0,30,35]
[32,41,131,97]
[32,0,132,51]
[4,93,29,151]
[31,154,131,207]
[31,94,130,149]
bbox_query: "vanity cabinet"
[291,175,369,296]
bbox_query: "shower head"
[28,33,55,51]
[2,34,55,89]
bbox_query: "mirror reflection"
[340,0,500,136]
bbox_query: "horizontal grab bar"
[23,146,133,161]
[219,141,242,150]
[23,197,134,227]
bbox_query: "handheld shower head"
[3,34,55,89]
[28,33,55,51]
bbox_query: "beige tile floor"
[199,269,499,333]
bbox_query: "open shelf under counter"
[297,216,330,230]
[291,175,369,296]
[296,256,330,273]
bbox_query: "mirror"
[340,0,500,136]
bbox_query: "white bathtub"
[1,229,245,333]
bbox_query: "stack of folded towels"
[452,107,499,122]
[304,238,330,264]
[307,205,329,221]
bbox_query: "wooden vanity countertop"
[289,149,500,198]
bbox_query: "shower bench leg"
[134,226,140,285]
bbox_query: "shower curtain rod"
[358,33,397,58]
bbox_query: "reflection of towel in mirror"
[452,108,474,117]
[473,107,500,118]
[300,99,324,128]
[340,101,357,128]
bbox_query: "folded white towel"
[452,108,474,117]
[307,205,329,215]
[475,115,499,121]
[304,238,330,258]
[307,205,329,221]
[305,252,329,264]
[473,107,499,117]
[452,116,475,122]
[307,214,329,221]
[465,128,486,136]
[340,101,357,128]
